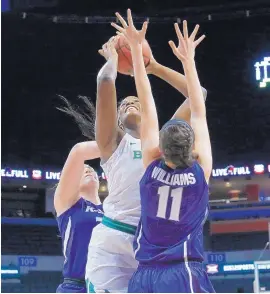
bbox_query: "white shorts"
[85,223,138,293]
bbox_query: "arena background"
[1,0,270,292]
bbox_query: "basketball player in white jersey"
[85,32,207,292]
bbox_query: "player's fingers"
[108,36,115,42]
[127,9,134,27]
[174,23,184,42]
[111,35,119,45]
[98,49,104,56]
[183,20,188,40]
[111,22,125,33]
[116,31,129,42]
[169,41,185,61]
[107,36,115,47]
[194,34,206,47]
[168,40,175,49]
[108,38,117,50]
[190,24,199,41]
[141,21,148,37]
[168,40,178,55]
[115,12,128,28]
[173,25,187,53]
[116,31,124,37]
[102,43,107,52]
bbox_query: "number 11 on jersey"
[156,186,183,221]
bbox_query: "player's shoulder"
[147,158,163,170]
[101,133,132,169]
[191,160,209,186]
[56,198,85,231]
[57,198,84,220]
[193,160,207,174]
[140,158,162,183]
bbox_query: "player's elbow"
[71,142,83,153]
[97,74,115,86]
[203,166,212,183]
[199,156,213,182]
[202,87,207,100]
[69,143,81,159]
[70,142,99,161]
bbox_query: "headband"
[161,119,194,137]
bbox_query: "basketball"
[115,35,152,75]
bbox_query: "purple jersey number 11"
[156,186,183,221]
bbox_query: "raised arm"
[112,10,160,167]
[149,61,207,99]
[95,37,123,162]
[54,141,100,216]
[148,58,207,124]
[169,21,212,182]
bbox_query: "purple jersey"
[57,198,103,279]
[134,159,209,265]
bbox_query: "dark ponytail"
[56,95,96,140]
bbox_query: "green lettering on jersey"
[133,150,142,159]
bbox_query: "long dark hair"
[56,95,96,140]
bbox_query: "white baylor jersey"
[101,133,144,226]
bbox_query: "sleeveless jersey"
[57,198,103,279]
[101,133,144,226]
[134,159,209,264]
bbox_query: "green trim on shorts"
[87,280,110,293]
[88,281,95,293]
[102,216,137,235]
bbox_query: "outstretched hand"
[111,9,148,48]
[98,36,119,60]
[169,20,205,63]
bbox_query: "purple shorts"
[57,279,86,293]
